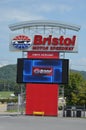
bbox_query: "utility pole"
[20,84,24,115]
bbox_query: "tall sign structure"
[9,20,80,116]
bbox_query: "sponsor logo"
[33,35,76,46]
[10,34,77,52]
[32,35,76,51]
[33,67,53,76]
[11,35,32,50]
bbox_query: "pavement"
[0,115,86,130]
[0,104,86,130]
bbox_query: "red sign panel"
[27,51,59,59]
[26,83,58,116]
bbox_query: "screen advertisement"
[17,58,69,84]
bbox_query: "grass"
[0,91,14,99]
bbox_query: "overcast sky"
[0,0,86,70]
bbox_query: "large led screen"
[17,58,69,84]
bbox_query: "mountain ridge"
[0,64,86,81]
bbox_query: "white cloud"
[0,9,44,23]
[77,58,86,65]
[69,57,86,71]
[56,4,72,13]
[82,24,86,30]
[0,1,74,24]
[31,3,73,14]
[0,59,9,68]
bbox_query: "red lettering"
[64,38,71,46]
[32,46,48,50]
[52,38,58,45]
[43,35,52,45]
[64,36,76,46]
[34,35,42,44]
[50,46,74,51]
[59,36,64,45]
[33,35,76,47]
[71,35,76,45]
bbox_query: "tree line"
[60,71,86,107]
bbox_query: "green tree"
[76,81,86,106]
[64,71,86,106]
[14,84,25,96]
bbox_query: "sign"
[10,34,77,53]
[27,51,59,59]
[17,58,69,84]
[32,67,53,76]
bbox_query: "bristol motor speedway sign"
[9,34,78,53]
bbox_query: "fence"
[63,106,86,117]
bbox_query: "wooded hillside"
[0,64,86,81]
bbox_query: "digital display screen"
[17,59,69,84]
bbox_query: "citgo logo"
[12,35,32,50]
[32,67,53,76]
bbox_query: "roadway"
[0,115,85,130]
